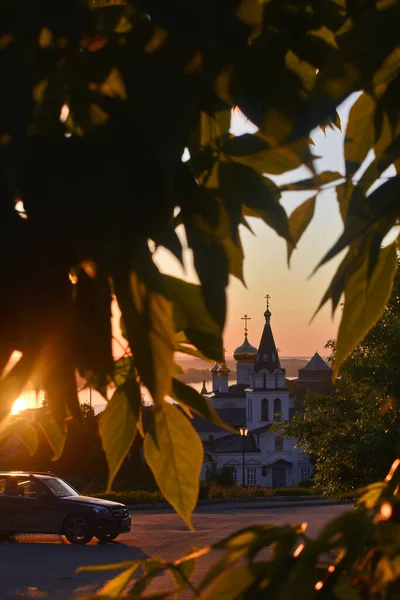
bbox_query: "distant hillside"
[176,357,311,383]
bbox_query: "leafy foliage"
[282,259,400,496]
[79,460,400,600]
[0,0,399,528]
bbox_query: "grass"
[92,485,317,505]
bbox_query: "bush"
[271,487,317,497]
[91,485,317,505]
[205,464,237,486]
[92,489,163,505]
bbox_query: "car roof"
[0,471,57,477]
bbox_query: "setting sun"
[11,396,28,415]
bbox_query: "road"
[0,503,349,599]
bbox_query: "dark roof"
[254,310,283,373]
[300,352,332,372]
[206,433,260,453]
[192,407,246,433]
[251,423,272,434]
[212,383,247,398]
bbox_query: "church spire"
[254,295,282,373]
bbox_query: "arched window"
[274,398,281,419]
[275,372,279,387]
[275,436,284,451]
[261,399,269,421]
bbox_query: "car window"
[0,478,6,495]
[40,477,78,497]
[6,477,42,498]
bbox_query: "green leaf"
[144,402,203,529]
[344,92,376,178]
[0,419,38,455]
[224,134,305,175]
[96,563,141,597]
[37,412,66,461]
[218,162,291,243]
[287,195,317,265]
[171,379,235,433]
[99,380,141,490]
[280,171,343,192]
[164,276,223,361]
[114,256,175,405]
[335,242,397,375]
[199,564,256,600]
[168,547,197,593]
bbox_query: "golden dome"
[233,335,258,362]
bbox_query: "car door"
[8,476,61,534]
[0,476,12,531]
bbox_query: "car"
[0,471,131,544]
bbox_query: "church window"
[247,467,256,486]
[261,399,269,421]
[261,465,267,477]
[229,466,237,482]
[275,436,284,451]
[272,353,276,361]
[274,398,281,419]
[247,398,253,421]
[275,372,279,387]
[300,466,312,481]
[263,353,268,361]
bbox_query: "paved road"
[0,504,349,599]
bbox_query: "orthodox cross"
[265,294,271,310]
[241,314,251,336]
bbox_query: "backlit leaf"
[287,195,317,265]
[37,412,66,461]
[345,92,377,178]
[99,380,141,490]
[96,563,141,597]
[144,402,203,528]
[164,276,223,361]
[0,419,38,455]
[171,378,235,433]
[335,242,397,375]
[199,564,256,600]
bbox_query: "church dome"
[218,362,230,375]
[210,362,219,374]
[233,336,258,362]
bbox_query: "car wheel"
[65,516,93,545]
[96,532,119,543]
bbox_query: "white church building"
[193,300,322,488]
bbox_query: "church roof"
[300,352,331,372]
[254,307,283,373]
[212,383,247,398]
[233,335,258,362]
[205,432,260,453]
[192,407,246,433]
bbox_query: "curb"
[127,497,350,512]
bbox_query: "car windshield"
[41,477,78,497]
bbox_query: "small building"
[288,352,334,407]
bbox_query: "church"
[193,298,330,488]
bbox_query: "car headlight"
[92,506,110,516]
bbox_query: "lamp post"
[239,426,249,487]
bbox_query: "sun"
[11,396,28,415]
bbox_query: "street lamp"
[239,426,249,487]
